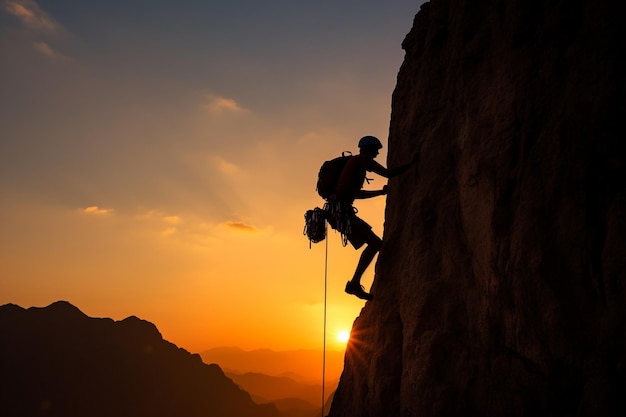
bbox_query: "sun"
[337,330,350,343]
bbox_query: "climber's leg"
[344,216,381,300]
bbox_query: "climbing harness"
[323,199,353,247]
[304,202,353,248]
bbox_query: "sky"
[0,0,425,356]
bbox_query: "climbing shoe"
[345,280,372,301]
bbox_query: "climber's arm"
[369,152,419,178]
[354,187,387,199]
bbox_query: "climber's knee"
[368,235,382,252]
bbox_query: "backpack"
[316,151,352,199]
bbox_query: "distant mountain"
[0,301,281,417]
[272,398,318,417]
[200,346,344,383]
[200,347,344,417]
[226,371,323,408]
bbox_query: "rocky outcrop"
[0,301,280,417]
[329,0,625,416]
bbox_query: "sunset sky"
[1,0,424,355]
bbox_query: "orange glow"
[0,196,384,354]
[0,0,404,370]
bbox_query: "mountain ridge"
[0,301,281,417]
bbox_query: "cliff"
[329,0,625,416]
[0,301,280,417]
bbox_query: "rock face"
[0,301,280,417]
[329,0,625,416]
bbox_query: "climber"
[326,135,419,300]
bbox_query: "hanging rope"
[321,220,328,417]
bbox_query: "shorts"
[327,207,377,250]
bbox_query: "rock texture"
[329,0,625,416]
[0,301,280,417]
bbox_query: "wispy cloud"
[224,221,258,233]
[162,215,181,225]
[2,0,70,61]
[210,155,240,175]
[160,215,182,237]
[160,226,177,237]
[2,0,63,34]
[33,41,70,60]
[204,94,248,114]
[134,210,182,237]
[80,206,113,216]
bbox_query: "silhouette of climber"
[327,136,418,300]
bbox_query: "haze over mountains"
[200,348,343,416]
[0,301,328,417]
[201,346,344,383]
[227,372,324,417]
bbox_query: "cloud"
[160,216,180,236]
[137,211,181,224]
[133,211,181,237]
[32,41,69,60]
[3,1,70,61]
[224,221,258,233]
[160,226,177,237]
[136,210,159,220]
[80,206,113,215]
[162,215,181,225]
[2,0,63,34]
[210,155,240,175]
[204,94,247,114]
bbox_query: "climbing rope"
[321,220,328,416]
[304,207,327,248]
